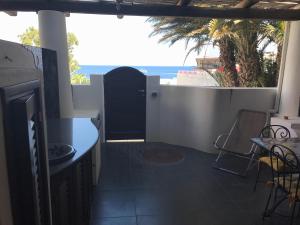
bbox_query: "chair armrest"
[214,133,230,149]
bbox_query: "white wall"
[279,21,300,116]
[72,75,104,111]
[159,86,276,153]
[146,76,160,142]
[72,75,105,139]
[72,77,276,153]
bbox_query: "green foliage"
[18,27,40,46]
[261,21,285,46]
[211,71,227,87]
[148,18,285,87]
[70,74,90,85]
[259,58,278,87]
[66,32,80,75]
[18,26,80,75]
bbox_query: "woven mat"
[143,147,184,164]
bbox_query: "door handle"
[137,89,145,93]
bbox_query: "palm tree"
[148,17,282,87]
[252,21,286,87]
[148,17,239,87]
[210,19,266,86]
[205,19,240,86]
[262,21,285,76]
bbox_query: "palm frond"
[183,38,207,64]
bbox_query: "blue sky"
[0,12,220,66]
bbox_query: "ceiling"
[1,0,300,20]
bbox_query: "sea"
[76,65,196,79]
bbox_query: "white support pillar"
[279,21,300,117]
[38,10,73,118]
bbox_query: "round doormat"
[143,147,184,165]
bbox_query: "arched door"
[104,67,146,140]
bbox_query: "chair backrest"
[270,144,300,202]
[223,109,267,154]
[260,125,291,139]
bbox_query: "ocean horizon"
[76,65,197,79]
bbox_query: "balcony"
[2,2,300,225]
[70,73,299,225]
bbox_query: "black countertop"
[47,118,99,176]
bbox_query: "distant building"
[177,69,219,87]
[264,51,276,60]
[196,57,221,70]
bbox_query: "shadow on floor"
[90,142,300,225]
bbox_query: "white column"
[38,10,73,118]
[279,21,300,117]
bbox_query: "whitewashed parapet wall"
[72,76,276,153]
[159,86,276,153]
[72,75,104,139]
[72,75,104,111]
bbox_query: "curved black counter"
[47,118,99,175]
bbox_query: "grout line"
[134,184,138,225]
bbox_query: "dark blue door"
[104,67,146,140]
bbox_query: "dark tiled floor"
[91,142,300,225]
